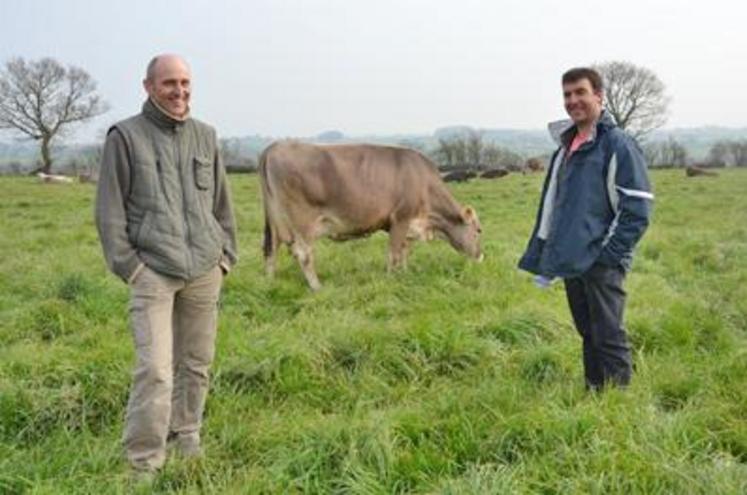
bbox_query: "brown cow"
[259,141,483,290]
[686,165,718,177]
[480,168,509,179]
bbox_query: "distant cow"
[525,158,545,173]
[37,172,74,184]
[480,168,509,179]
[442,170,477,183]
[686,166,718,177]
[77,172,97,184]
[259,141,483,290]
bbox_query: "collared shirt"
[568,130,590,156]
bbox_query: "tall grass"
[1,169,746,493]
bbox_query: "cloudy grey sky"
[1,0,746,141]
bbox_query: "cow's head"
[443,205,483,261]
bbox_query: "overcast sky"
[1,0,746,141]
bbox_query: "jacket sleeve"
[517,148,558,275]
[94,129,144,283]
[213,137,238,273]
[597,134,653,268]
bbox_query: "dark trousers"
[564,263,632,390]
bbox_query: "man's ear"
[595,89,604,106]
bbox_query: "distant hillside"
[220,126,747,162]
[2,126,747,172]
[648,127,747,160]
[0,140,37,163]
[0,140,95,173]
[433,126,555,157]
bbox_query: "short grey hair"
[145,54,190,82]
[145,56,160,81]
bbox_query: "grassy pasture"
[1,169,746,494]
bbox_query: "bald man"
[95,54,237,477]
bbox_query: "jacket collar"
[142,98,190,129]
[547,110,616,147]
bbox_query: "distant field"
[1,170,746,494]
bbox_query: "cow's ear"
[462,206,475,223]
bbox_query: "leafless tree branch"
[593,61,670,141]
[0,57,109,173]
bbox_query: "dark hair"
[562,67,603,93]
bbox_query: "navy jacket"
[518,112,653,278]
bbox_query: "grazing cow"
[525,157,545,173]
[259,141,483,290]
[480,168,509,179]
[442,170,477,182]
[686,165,718,177]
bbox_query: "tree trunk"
[40,135,52,174]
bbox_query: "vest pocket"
[193,157,213,190]
[135,210,153,247]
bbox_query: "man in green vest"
[95,54,237,479]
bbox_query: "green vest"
[112,99,225,279]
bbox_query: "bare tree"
[0,57,108,174]
[705,141,729,168]
[219,137,257,173]
[593,61,670,141]
[451,138,467,169]
[666,138,689,168]
[436,138,456,168]
[436,134,524,172]
[643,137,688,168]
[481,144,503,170]
[706,139,747,167]
[482,143,524,171]
[466,130,483,169]
[726,140,747,167]
[436,137,467,170]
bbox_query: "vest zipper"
[175,128,194,278]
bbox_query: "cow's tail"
[258,145,274,259]
[258,144,273,198]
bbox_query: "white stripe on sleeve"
[615,186,655,200]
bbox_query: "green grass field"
[1,169,746,494]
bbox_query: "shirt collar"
[142,98,190,129]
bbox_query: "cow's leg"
[387,222,410,272]
[291,239,321,291]
[263,222,280,278]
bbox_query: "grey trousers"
[124,264,222,471]
[564,262,632,390]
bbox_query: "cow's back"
[260,141,439,237]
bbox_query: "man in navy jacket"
[519,67,653,390]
